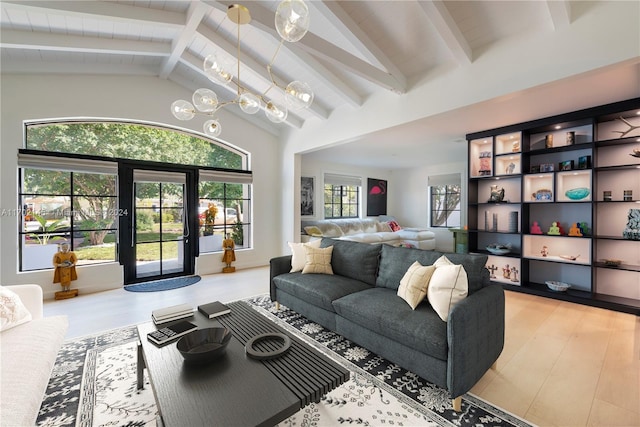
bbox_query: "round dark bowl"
[177,327,232,363]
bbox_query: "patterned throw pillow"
[376,222,392,232]
[303,226,323,237]
[0,286,33,332]
[302,245,334,275]
[397,261,436,309]
[388,220,402,232]
[427,256,469,321]
[288,240,322,272]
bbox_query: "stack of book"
[152,303,194,325]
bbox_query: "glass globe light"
[285,80,314,110]
[203,53,233,86]
[275,0,310,42]
[171,100,195,120]
[192,88,218,112]
[203,119,222,137]
[239,92,261,115]
[265,101,288,123]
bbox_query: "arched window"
[19,121,251,272]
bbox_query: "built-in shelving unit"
[466,98,640,315]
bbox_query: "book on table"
[152,303,194,325]
[147,320,197,346]
[197,301,231,318]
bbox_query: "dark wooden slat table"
[137,301,349,427]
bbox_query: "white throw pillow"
[397,261,436,309]
[302,245,334,275]
[288,240,322,272]
[0,286,33,332]
[427,256,469,321]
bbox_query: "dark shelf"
[469,98,640,316]
[526,143,593,155]
[595,235,638,241]
[595,136,640,147]
[594,164,640,171]
[474,249,521,258]
[594,262,640,272]
[468,229,520,235]
[502,282,640,315]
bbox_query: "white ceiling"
[1,1,639,169]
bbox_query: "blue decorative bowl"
[565,187,590,200]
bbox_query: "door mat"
[124,275,201,292]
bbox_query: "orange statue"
[53,243,78,296]
[222,233,236,273]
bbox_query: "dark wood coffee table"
[137,300,349,427]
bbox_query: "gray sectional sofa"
[270,238,505,410]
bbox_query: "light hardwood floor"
[44,267,640,427]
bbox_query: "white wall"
[393,162,467,252]
[0,74,281,299]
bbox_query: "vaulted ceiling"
[2,1,639,169]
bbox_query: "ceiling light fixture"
[171,0,313,137]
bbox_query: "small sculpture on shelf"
[489,185,505,202]
[222,233,236,273]
[510,266,519,283]
[622,209,640,240]
[613,117,640,138]
[512,140,520,152]
[568,223,583,237]
[547,222,561,235]
[479,151,492,176]
[541,246,549,257]
[556,221,565,235]
[578,222,590,235]
[530,221,543,234]
[502,264,511,280]
[486,264,498,279]
[506,162,516,174]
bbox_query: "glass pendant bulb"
[203,119,222,137]
[265,101,288,123]
[171,100,195,120]
[192,88,218,112]
[275,0,310,42]
[203,53,233,86]
[239,92,261,115]
[285,80,314,110]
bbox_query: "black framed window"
[324,184,359,218]
[430,184,461,227]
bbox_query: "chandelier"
[171,0,314,137]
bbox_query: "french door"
[119,166,197,284]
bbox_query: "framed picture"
[577,155,591,169]
[300,176,315,217]
[367,178,387,216]
[559,160,574,171]
[540,163,554,172]
[530,165,540,173]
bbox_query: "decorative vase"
[622,209,640,240]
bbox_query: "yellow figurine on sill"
[222,233,236,273]
[53,242,79,299]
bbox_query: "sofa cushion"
[397,261,436,309]
[1,286,32,332]
[427,256,469,321]
[288,240,322,272]
[302,245,334,275]
[333,287,448,360]
[273,273,372,312]
[376,245,443,290]
[376,245,489,293]
[320,238,381,286]
[435,252,490,293]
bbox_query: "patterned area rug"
[124,275,201,292]
[37,297,531,427]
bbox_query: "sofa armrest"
[6,285,44,320]
[446,284,505,398]
[269,256,292,301]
